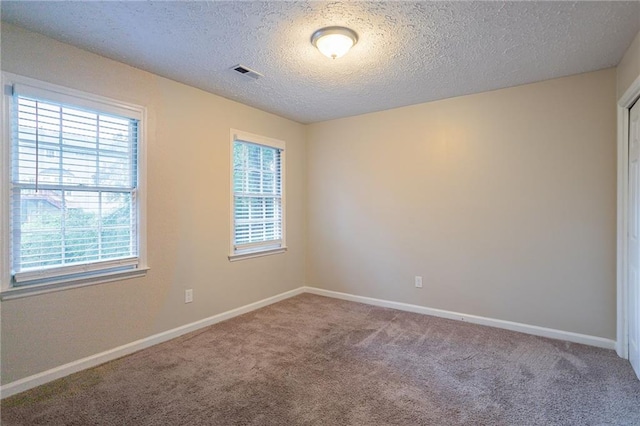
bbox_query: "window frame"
[0,72,148,300]
[229,129,286,261]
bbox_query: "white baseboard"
[303,287,616,350]
[0,287,305,399]
[1,285,616,399]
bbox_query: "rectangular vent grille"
[231,64,263,80]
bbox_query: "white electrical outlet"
[185,289,193,303]
[415,276,423,288]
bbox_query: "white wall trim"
[228,129,287,260]
[616,73,640,358]
[0,286,305,399]
[0,72,150,293]
[1,285,618,399]
[304,287,616,350]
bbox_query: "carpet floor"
[2,293,640,425]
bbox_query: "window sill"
[228,247,287,262]
[0,267,150,301]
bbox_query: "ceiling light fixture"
[311,26,358,59]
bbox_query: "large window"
[1,74,147,296]
[230,130,285,260]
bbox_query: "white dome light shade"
[311,27,358,59]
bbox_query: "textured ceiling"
[1,1,639,123]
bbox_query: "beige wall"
[617,30,640,100]
[307,69,617,339]
[0,22,622,385]
[0,24,307,384]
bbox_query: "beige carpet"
[2,293,639,425]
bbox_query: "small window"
[1,73,147,297]
[230,130,286,261]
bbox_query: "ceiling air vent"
[231,64,263,80]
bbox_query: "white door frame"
[617,74,640,359]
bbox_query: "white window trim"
[229,129,286,261]
[0,72,149,300]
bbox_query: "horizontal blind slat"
[10,91,140,280]
[13,84,143,120]
[232,140,283,252]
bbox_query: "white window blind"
[232,135,284,257]
[9,85,140,285]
